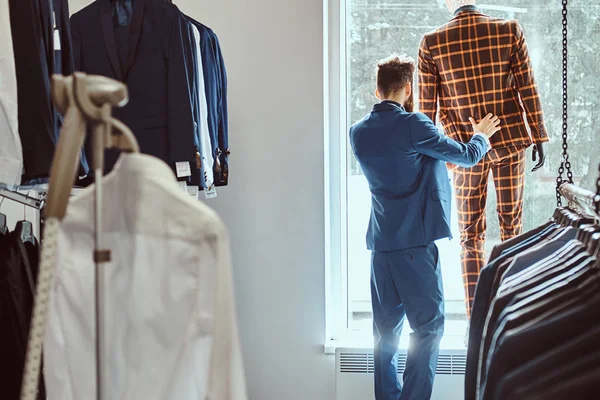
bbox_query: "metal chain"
[556,0,573,207]
[595,162,600,214]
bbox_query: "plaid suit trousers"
[453,150,525,318]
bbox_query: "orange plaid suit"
[418,7,548,318]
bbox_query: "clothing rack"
[558,182,600,221]
[0,188,46,209]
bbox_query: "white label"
[53,30,61,51]
[177,181,188,193]
[187,185,199,199]
[204,186,217,199]
[175,162,192,178]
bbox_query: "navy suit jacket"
[71,0,196,174]
[185,18,229,186]
[349,101,488,251]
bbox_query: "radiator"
[335,348,466,400]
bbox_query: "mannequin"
[418,0,548,318]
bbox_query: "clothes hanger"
[0,197,8,236]
[14,199,36,245]
[14,220,35,245]
[46,72,139,219]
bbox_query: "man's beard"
[404,91,414,112]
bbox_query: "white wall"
[177,1,334,398]
[69,0,334,399]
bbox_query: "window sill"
[324,320,468,355]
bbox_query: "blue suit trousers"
[371,243,445,400]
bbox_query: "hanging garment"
[465,213,600,400]
[8,0,56,182]
[52,0,89,178]
[189,21,215,189]
[43,154,247,400]
[70,0,197,176]
[0,230,43,399]
[186,19,229,187]
[0,0,23,186]
[177,19,203,187]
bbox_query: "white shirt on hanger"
[0,1,23,185]
[43,154,247,400]
[192,24,215,189]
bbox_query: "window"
[326,0,600,346]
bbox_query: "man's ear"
[405,82,412,99]
[375,89,381,100]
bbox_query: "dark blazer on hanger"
[9,0,56,182]
[70,0,196,174]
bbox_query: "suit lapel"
[99,0,124,80]
[124,0,146,79]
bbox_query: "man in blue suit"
[349,55,500,400]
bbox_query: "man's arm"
[510,21,548,143]
[418,35,439,124]
[410,113,490,168]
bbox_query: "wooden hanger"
[45,72,139,220]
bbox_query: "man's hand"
[531,142,546,172]
[468,113,501,139]
[446,163,457,171]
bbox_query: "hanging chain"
[556,0,573,207]
[595,162,600,214]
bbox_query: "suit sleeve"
[410,113,487,168]
[59,0,74,75]
[70,17,82,71]
[418,35,439,124]
[510,21,548,143]
[166,14,197,171]
[211,32,229,186]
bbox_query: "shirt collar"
[381,100,404,110]
[454,5,479,15]
[113,153,179,188]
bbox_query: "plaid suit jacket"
[418,8,548,160]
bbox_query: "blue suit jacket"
[349,101,489,252]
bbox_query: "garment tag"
[177,181,188,193]
[175,161,192,178]
[53,30,61,51]
[187,185,199,199]
[205,186,217,199]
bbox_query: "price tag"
[187,185,199,199]
[175,162,192,178]
[177,181,188,193]
[204,186,217,199]
[54,30,61,51]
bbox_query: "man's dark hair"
[376,54,415,98]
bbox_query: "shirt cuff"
[473,132,492,152]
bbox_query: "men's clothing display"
[0,0,22,185]
[43,154,246,399]
[464,214,600,400]
[418,5,548,317]
[70,0,230,188]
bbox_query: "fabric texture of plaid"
[417,8,546,317]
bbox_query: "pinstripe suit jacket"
[418,6,548,160]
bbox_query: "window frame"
[324,0,348,351]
